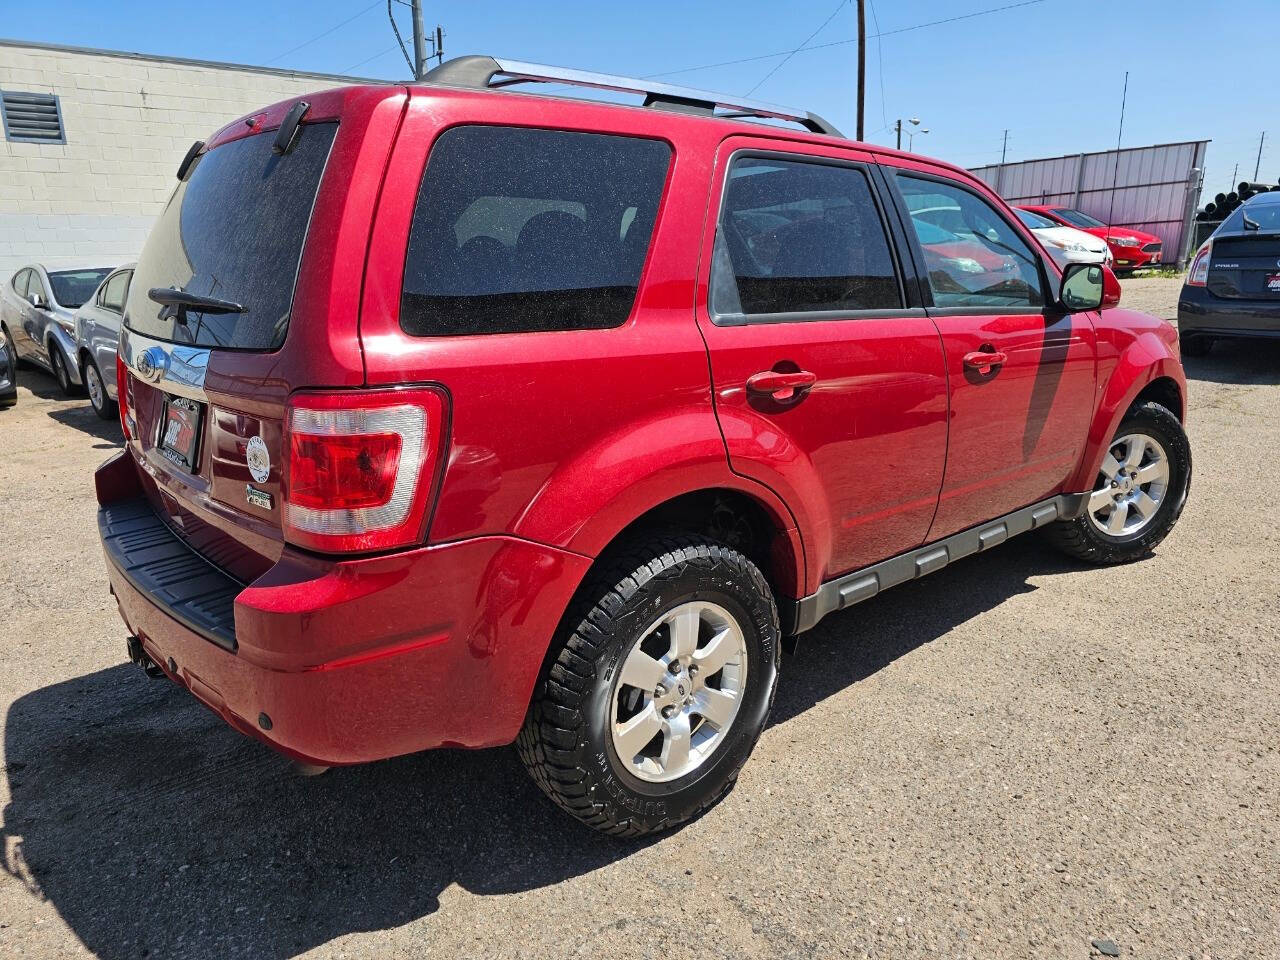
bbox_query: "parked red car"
[96,57,1190,836]
[1018,204,1163,270]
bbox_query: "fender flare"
[510,405,809,598]
[1067,332,1185,492]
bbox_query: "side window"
[100,271,129,313]
[399,126,672,337]
[28,271,47,302]
[12,270,29,299]
[711,155,902,319]
[896,174,1044,309]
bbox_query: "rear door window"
[12,270,29,299]
[896,175,1044,309]
[399,126,671,337]
[100,270,130,313]
[710,155,902,319]
[124,121,337,349]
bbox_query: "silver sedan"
[73,263,135,419]
[1,263,113,396]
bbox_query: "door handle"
[962,349,1007,375]
[745,369,817,401]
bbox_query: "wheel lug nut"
[688,665,699,678]
[667,661,681,675]
[661,705,677,719]
[654,684,667,698]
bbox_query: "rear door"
[695,137,948,583]
[5,270,33,361]
[885,166,1096,540]
[90,268,130,394]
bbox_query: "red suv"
[96,57,1190,836]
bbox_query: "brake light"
[115,352,134,440]
[282,388,447,553]
[1186,241,1211,286]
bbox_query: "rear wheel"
[83,357,117,420]
[516,535,780,836]
[1179,332,1212,357]
[2,324,19,370]
[1047,400,1190,564]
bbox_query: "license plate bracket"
[158,394,204,471]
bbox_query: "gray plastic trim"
[790,493,1087,634]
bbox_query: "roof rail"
[421,55,844,138]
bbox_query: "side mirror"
[1100,264,1122,308]
[1059,262,1105,311]
[28,292,45,310]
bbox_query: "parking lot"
[0,276,1277,959]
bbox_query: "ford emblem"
[135,346,167,383]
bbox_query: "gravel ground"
[2,276,1277,959]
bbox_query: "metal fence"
[971,140,1209,267]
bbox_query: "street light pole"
[411,0,428,80]
[856,0,865,141]
[896,117,921,152]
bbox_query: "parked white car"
[1013,208,1113,270]
[1,263,114,395]
[74,263,134,420]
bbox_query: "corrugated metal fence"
[972,141,1208,267]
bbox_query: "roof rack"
[421,55,843,138]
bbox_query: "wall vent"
[1,91,66,144]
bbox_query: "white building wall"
[0,40,367,277]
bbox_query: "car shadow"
[1181,337,1280,386]
[46,402,123,446]
[2,536,1077,959]
[15,366,64,400]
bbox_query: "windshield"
[1015,209,1056,230]
[124,121,337,349]
[48,269,111,308]
[1051,208,1106,229]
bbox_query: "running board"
[789,493,1087,635]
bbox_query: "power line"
[263,1,382,66]
[866,0,888,127]
[339,45,400,75]
[644,0,1046,80]
[744,0,848,97]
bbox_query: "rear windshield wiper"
[1242,212,1261,231]
[148,287,245,325]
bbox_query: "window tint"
[1015,208,1056,230]
[12,270,29,299]
[125,121,337,349]
[1051,207,1105,229]
[711,156,901,318]
[400,126,671,337]
[100,270,130,313]
[897,175,1044,309]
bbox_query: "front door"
[888,169,1097,540]
[696,139,948,586]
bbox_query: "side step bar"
[790,493,1086,635]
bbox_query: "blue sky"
[4,0,1274,195]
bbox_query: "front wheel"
[83,358,117,420]
[516,535,780,837]
[50,347,77,397]
[1047,400,1191,564]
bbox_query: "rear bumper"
[1178,285,1280,337]
[95,452,592,766]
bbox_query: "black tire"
[2,324,20,370]
[1046,400,1191,564]
[1179,332,1213,357]
[82,357,117,420]
[516,534,780,837]
[50,346,77,397]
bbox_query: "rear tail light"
[116,352,134,439]
[1186,241,1211,286]
[282,388,447,553]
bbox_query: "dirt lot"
[1,277,1277,959]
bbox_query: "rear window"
[399,126,671,337]
[1051,208,1105,229]
[124,121,337,349]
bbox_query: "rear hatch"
[1207,233,1280,300]
[119,87,405,581]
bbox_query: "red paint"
[1019,204,1164,269]
[98,80,1186,766]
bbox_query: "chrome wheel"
[609,600,748,784]
[1087,432,1170,537]
[85,363,104,411]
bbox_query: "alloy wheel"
[85,363,104,411]
[609,600,748,783]
[1087,432,1170,537]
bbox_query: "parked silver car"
[1,264,113,396]
[74,263,134,419]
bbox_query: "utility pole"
[434,25,445,68]
[895,118,901,150]
[411,0,428,80]
[1000,129,1009,166]
[1255,131,1267,180]
[1230,162,1238,192]
[855,0,865,141]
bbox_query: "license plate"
[158,395,203,471]
[1267,273,1280,292]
